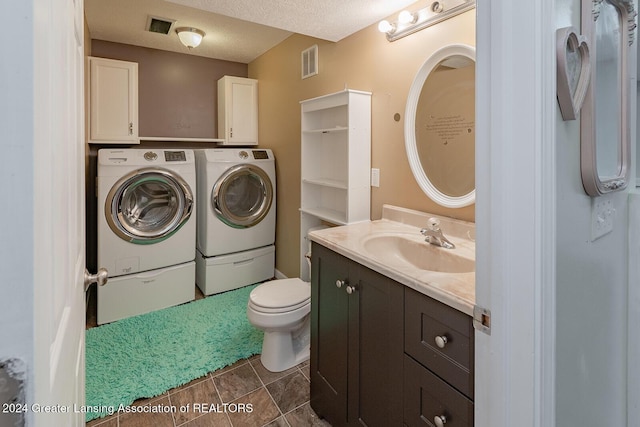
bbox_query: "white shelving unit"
[299,89,372,279]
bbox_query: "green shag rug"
[85,284,262,422]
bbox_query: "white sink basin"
[361,234,475,273]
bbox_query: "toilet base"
[260,317,310,372]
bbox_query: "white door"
[32,0,90,424]
[475,1,556,427]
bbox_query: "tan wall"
[249,8,476,278]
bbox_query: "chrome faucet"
[420,217,455,249]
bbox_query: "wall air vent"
[146,16,175,35]
[301,45,318,79]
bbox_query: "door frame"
[475,1,556,427]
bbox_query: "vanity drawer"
[404,354,473,427]
[404,287,474,399]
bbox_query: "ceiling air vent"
[301,45,318,79]
[146,16,175,35]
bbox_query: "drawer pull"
[435,335,448,349]
[336,279,346,288]
[434,415,447,427]
[346,284,358,294]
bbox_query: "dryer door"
[212,164,273,228]
[105,168,194,244]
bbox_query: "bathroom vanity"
[309,205,476,427]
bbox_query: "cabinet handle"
[434,415,447,427]
[336,279,346,288]
[230,127,233,138]
[346,284,358,294]
[435,335,448,349]
[128,122,133,135]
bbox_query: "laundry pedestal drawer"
[196,245,275,296]
[97,261,195,325]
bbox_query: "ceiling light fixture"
[379,0,476,42]
[175,27,205,49]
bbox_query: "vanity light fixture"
[176,27,205,49]
[379,0,476,42]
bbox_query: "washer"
[195,148,276,295]
[97,148,196,324]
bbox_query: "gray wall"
[91,40,247,139]
[555,1,633,425]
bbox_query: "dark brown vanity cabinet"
[310,242,404,427]
[310,243,474,427]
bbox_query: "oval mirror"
[405,44,475,208]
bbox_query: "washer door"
[212,164,273,228]
[105,168,194,244]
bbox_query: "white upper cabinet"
[88,57,138,144]
[217,76,258,146]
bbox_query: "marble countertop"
[308,206,476,316]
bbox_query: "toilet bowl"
[247,277,311,372]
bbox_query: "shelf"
[140,137,226,143]
[299,208,347,225]
[302,178,348,190]
[303,126,348,134]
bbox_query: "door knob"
[84,268,108,292]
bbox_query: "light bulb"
[377,20,394,33]
[398,10,415,24]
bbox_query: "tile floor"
[86,355,329,427]
[85,286,330,427]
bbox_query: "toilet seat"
[249,278,310,314]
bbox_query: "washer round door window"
[106,168,194,244]
[212,164,273,228]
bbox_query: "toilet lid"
[249,278,310,311]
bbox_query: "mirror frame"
[405,44,476,208]
[580,0,636,196]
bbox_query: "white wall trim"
[475,1,556,426]
[629,192,640,426]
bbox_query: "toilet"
[247,278,311,372]
[247,225,327,372]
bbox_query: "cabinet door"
[349,263,404,427]
[217,76,258,145]
[89,57,138,143]
[311,243,350,426]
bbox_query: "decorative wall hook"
[556,27,591,121]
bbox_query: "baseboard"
[274,269,288,279]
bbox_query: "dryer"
[195,148,276,295]
[97,148,196,324]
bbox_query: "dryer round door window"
[212,164,273,228]
[105,168,194,244]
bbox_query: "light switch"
[591,197,615,241]
[371,168,380,187]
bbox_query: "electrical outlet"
[591,197,615,241]
[371,168,380,187]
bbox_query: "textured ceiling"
[85,0,417,63]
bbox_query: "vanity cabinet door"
[350,263,404,427]
[311,243,350,425]
[311,243,404,427]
